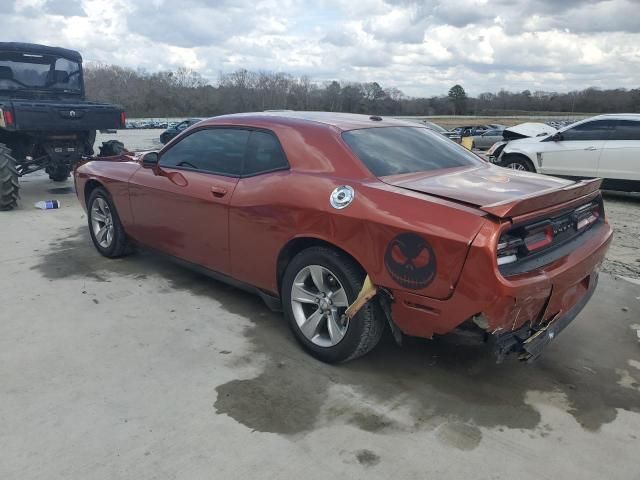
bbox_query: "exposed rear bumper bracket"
[494,273,598,363]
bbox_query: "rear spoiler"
[480,178,603,218]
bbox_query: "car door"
[598,120,640,185]
[228,129,291,292]
[538,120,614,178]
[128,127,250,275]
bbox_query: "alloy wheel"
[290,265,350,347]
[91,197,114,248]
[506,162,527,171]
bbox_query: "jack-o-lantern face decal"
[384,233,436,290]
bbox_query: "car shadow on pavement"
[32,227,640,445]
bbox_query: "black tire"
[98,140,126,157]
[48,164,70,182]
[0,144,19,211]
[500,154,535,172]
[87,186,129,258]
[282,246,385,363]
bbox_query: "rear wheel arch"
[279,241,385,362]
[276,237,366,293]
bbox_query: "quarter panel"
[228,171,488,300]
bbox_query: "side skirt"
[135,243,283,312]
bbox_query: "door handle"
[210,186,227,198]
[584,146,597,151]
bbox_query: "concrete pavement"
[1,172,639,479]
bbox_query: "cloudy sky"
[2,0,640,96]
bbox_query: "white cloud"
[0,0,639,96]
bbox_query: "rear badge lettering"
[384,233,436,290]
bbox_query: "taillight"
[497,235,523,265]
[120,111,126,128]
[496,198,603,270]
[575,202,601,230]
[0,108,14,127]
[524,223,554,251]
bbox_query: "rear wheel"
[500,155,535,172]
[0,144,19,211]
[282,246,385,363]
[87,186,129,258]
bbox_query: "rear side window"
[609,120,640,140]
[561,120,614,141]
[342,126,482,176]
[159,128,249,176]
[243,130,288,175]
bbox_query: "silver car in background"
[470,128,504,150]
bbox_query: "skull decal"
[384,233,436,290]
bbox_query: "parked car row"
[159,118,204,144]
[125,120,176,129]
[452,124,506,137]
[421,120,462,143]
[126,120,178,129]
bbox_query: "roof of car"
[0,42,82,62]
[589,113,640,121]
[204,111,418,131]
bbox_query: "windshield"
[342,126,483,177]
[0,51,81,93]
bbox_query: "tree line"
[84,63,640,118]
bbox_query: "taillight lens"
[496,199,603,269]
[120,111,126,128]
[0,108,14,127]
[575,202,601,230]
[497,234,523,265]
[524,223,554,252]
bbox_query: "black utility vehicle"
[0,42,125,210]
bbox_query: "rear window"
[609,120,640,140]
[342,127,483,177]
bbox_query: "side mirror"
[141,152,159,167]
[551,132,563,142]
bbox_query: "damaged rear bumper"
[494,272,598,362]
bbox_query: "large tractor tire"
[0,144,19,211]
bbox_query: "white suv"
[495,114,640,192]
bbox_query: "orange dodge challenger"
[74,112,612,363]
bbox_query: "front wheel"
[500,155,535,172]
[282,246,385,363]
[87,187,129,258]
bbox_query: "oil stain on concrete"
[211,274,640,443]
[355,449,381,467]
[33,227,640,445]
